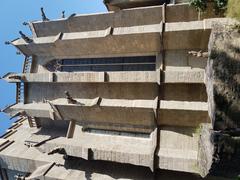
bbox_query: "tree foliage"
[189,0,228,14]
[214,0,228,14]
[189,0,207,12]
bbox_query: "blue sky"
[0,0,106,135]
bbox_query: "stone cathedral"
[1,0,239,179]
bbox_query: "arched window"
[45,56,156,72]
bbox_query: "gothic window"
[45,56,156,72]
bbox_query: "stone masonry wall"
[201,22,240,178]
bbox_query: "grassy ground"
[227,0,240,20]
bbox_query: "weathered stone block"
[206,23,240,130]
[198,123,240,178]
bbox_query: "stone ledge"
[158,100,209,127]
[3,98,158,133]
[12,19,230,57]
[3,71,158,83]
[163,69,205,83]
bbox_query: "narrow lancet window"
[45,56,156,72]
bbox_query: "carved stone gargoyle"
[1,72,24,83]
